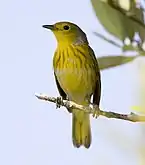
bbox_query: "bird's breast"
[53,46,97,100]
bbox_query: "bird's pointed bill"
[42,25,54,30]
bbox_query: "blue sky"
[0,0,145,165]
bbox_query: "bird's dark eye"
[63,25,70,30]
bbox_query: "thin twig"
[35,93,145,122]
[93,32,122,48]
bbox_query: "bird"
[43,21,101,148]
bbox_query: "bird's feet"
[56,96,63,108]
[92,104,100,118]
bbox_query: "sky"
[0,0,145,165]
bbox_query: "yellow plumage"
[43,22,101,148]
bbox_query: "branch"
[93,32,122,48]
[35,93,145,122]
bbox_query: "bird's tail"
[72,109,91,148]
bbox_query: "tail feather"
[72,109,91,148]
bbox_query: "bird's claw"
[92,105,100,118]
[56,96,63,108]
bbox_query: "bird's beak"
[42,25,54,30]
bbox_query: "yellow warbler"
[43,22,101,148]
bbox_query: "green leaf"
[122,44,145,54]
[91,0,136,42]
[98,55,136,70]
[131,7,145,44]
[122,44,137,52]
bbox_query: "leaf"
[91,0,136,42]
[122,44,145,55]
[114,0,136,12]
[98,55,136,70]
[122,44,138,52]
[131,7,145,44]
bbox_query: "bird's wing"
[54,72,72,113]
[89,47,101,106]
[54,72,67,100]
[93,71,101,106]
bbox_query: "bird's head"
[43,21,88,46]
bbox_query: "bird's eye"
[63,25,70,30]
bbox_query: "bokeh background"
[0,0,145,165]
